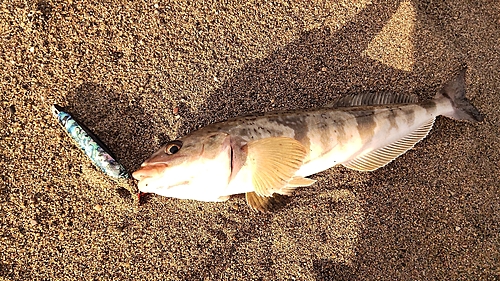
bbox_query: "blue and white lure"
[52,104,129,179]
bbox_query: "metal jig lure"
[52,104,129,179]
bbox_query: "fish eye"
[165,140,182,155]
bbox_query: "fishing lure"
[52,104,129,179]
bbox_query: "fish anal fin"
[245,192,290,212]
[343,119,435,171]
[331,92,418,107]
[246,137,307,197]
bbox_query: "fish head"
[132,132,233,198]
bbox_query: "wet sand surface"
[1,1,499,280]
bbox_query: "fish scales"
[132,69,483,211]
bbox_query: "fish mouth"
[132,163,169,180]
[133,163,191,191]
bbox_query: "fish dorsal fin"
[245,192,290,212]
[246,137,307,197]
[343,119,435,171]
[331,93,418,107]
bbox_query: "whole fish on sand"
[133,69,483,211]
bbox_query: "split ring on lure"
[52,104,129,179]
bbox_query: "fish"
[132,69,483,211]
[52,104,129,179]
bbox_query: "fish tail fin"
[435,68,484,122]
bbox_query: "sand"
[1,0,499,280]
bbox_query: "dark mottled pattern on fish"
[401,107,416,125]
[387,108,399,129]
[352,110,377,144]
[194,96,463,171]
[420,100,438,115]
[275,115,311,152]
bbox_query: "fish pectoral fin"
[287,176,317,188]
[343,119,435,171]
[275,176,317,196]
[245,192,290,212]
[246,137,307,197]
[218,195,230,202]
